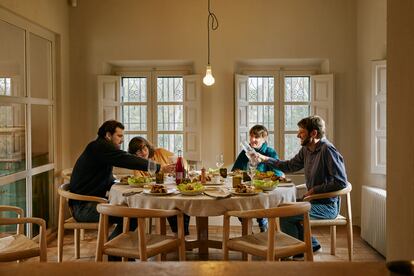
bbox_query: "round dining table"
[109,181,296,259]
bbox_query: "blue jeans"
[280,201,339,248]
[72,202,137,241]
[237,217,268,230]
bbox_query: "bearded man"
[256,115,348,259]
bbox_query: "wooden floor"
[33,224,385,262]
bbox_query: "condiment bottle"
[175,150,184,184]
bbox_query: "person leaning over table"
[232,124,284,232]
[128,136,191,236]
[255,115,348,259]
[69,120,175,245]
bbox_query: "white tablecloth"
[109,184,296,217]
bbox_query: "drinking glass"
[216,154,224,169]
[247,160,257,183]
[147,159,157,177]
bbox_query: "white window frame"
[98,68,202,161]
[371,60,386,174]
[236,67,333,160]
[0,8,57,236]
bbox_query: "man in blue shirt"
[257,116,348,258]
[232,124,283,232]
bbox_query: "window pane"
[0,103,26,176]
[122,105,147,131]
[157,77,183,102]
[285,77,310,102]
[285,134,301,160]
[122,78,146,102]
[157,105,183,131]
[249,105,274,131]
[122,133,147,151]
[31,105,52,167]
[157,134,183,154]
[285,105,310,131]
[248,77,274,102]
[32,170,53,235]
[0,179,26,233]
[29,33,52,99]
[0,20,25,97]
[267,133,275,149]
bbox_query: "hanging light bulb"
[203,65,215,86]
[203,0,218,86]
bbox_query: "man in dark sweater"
[69,120,174,241]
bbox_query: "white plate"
[179,190,204,196]
[260,186,277,191]
[204,190,231,198]
[231,189,259,196]
[143,188,176,196]
[277,183,295,187]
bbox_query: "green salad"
[127,176,153,186]
[177,182,205,192]
[253,179,278,189]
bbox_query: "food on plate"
[253,179,278,189]
[120,175,132,183]
[255,171,275,180]
[177,183,205,193]
[127,176,153,186]
[234,183,255,193]
[150,184,168,193]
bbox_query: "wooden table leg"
[196,217,209,259]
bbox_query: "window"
[235,70,333,160]
[0,11,56,236]
[98,72,202,161]
[121,76,184,153]
[371,60,386,174]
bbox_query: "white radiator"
[361,185,386,256]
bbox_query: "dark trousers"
[167,214,190,236]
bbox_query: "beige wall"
[0,0,72,173]
[387,0,414,261]
[355,0,386,226]
[69,0,359,215]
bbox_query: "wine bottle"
[175,150,184,184]
[240,141,258,160]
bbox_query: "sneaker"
[292,245,322,261]
[259,224,268,232]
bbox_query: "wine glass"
[247,160,257,183]
[216,154,224,169]
[147,159,157,178]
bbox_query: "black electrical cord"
[207,0,219,65]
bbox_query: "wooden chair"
[95,204,186,262]
[61,168,73,184]
[57,183,108,262]
[0,205,47,262]
[303,182,353,261]
[223,202,313,261]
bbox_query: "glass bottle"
[175,150,184,184]
[200,167,207,184]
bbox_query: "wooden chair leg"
[330,225,336,255]
[80,229,85,240]
[95,214,105,262]
[57,197,65,263]
[347,223,353,261]
[177,214,186,261]
[222,215,230,261]
[74,229,80,259]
